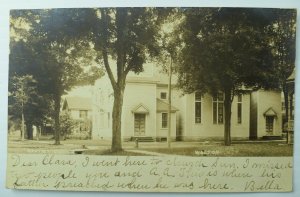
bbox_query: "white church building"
[91,63,282,141]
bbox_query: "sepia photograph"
[5,6,296,193]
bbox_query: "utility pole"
[167,56,172,148]
[21,82,25,141]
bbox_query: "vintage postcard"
[6,7,296,192]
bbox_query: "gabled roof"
[263,107,277,117]
[63,97,92,110]
[156,98,178,113]
[131,103,150,114]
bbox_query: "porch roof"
[131,103,150,114]
[156,98,178,113]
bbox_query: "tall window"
[195,92,201,123]
[162,113,168,128]
[237,94,242,124]
[79,110,88,119]
[213,93,224,124]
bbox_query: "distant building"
[62,97,92,138]
[285,69,295,144]
[62,97,92,119]
[286,69,295,121]
[91,64,282,141]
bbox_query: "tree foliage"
[9,38,55,139]
[8,75,37,139]
[177,8,296,145]
[10,8,171,148]
[59,111,75,139]
[267,9,296,124]
[10,9,103,144]
[178,8,281,94]
[77,8,173,151]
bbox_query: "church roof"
[156,98,178,113]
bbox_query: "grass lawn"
[140,142,293,156]
[7,138,143,155]
[8,135,293,156]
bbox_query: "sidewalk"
[125,149,170,156]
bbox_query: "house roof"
[156,98,178,113]
[126,76,159,84]
[263,107,277,117]
[63,97,92,110]
[125,63,178,86]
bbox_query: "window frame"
[161,112,168,129]
[195,92,202,124]
[79,110,88,119]
[160,92,167,100]
[212,93,224,124]
[266,116,274,132]
[237,94,242,124]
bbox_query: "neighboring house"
[282,69,295,123]
[92,64,282,141]
[286,69,295,121]
[284,69,295,144]
[62,97,92,137]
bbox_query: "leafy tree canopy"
[177,8,295,96]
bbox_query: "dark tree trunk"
[36,126,40,141]
[110,9,127,152]
[111,87,124,152]
[26,122,33,140]
[54,94,61,145]
[224,89,232,146]
[21,105,25,141]
[62,131,67,141]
